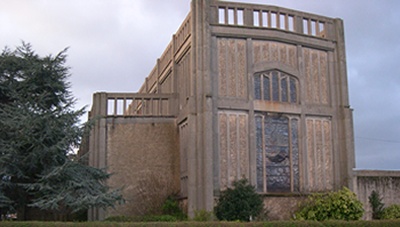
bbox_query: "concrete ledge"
[354,169,400,177]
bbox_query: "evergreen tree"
[369,190,384,220]
[0,43,122,220]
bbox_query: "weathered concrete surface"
[105,118,180,217]
[263,196,305,220]
[354,170,400,220]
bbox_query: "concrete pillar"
[187,0,214,217]
[334,18,355,190]
[88,93,108,221]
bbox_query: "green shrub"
[193,209,215,221]
[214,178,263,222]
[369,190,384,219]
[381,204,400,219]
[295,187,364,221]
[161,195,187,220]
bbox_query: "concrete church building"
[80,0,400,221]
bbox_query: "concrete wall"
[354,170,400,220]
[263,196,305,220]
[105,117,180,217]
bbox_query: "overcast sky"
[1,0,399,170]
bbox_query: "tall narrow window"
[254,70,298,104]
[255,113,299,193]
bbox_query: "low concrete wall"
[105,117,180,218]
[262,196,305,220]
[354,170,400,220]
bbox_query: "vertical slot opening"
[303,18,309,34]
[288,15,294,31]
[107,99,115,115]
[253,11,260,26]
[219,8,225,24]
[271,12,277,28]
[228,8,235,25]
[237,9,244,25]
[279,14,285,29]
[262,11,268,27]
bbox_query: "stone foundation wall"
[262,196,305,220]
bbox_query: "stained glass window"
[263,76,270,101]
[272,72,279,101]
[290,78,297,103]
[281,77,288,102]
[255,113,299,193]
[254,75,261,100]
[254,70,298,103]
[255,116,264,192]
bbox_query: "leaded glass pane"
[290,78,297,103]
[264,116,290,192]
[263,75,270,101]
[272,72,279,101]
[254,71,298,104]
[281,77,288,102]
[255,116,264,192]
[254,75,261,100]
[291,118,300,192]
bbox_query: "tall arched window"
[254,70,298,103]
[255,113,299,193]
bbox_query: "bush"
[193,209,215,221]
[214,178,263,221]
[369,190,384,219]
[161,195,187,220]
[381,204,400,219]
[295,187,364,221]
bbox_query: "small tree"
[214,178,263,222]
[369,190,384,219]
[295,187,364,221]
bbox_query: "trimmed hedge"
[104,215,178,222]
[2,221,400,226]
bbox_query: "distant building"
[80,0,400,221]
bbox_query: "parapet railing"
[139,13,191,94]
[174,13,191,54]
[92,92,178,117]
[212,1,333,39]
